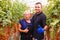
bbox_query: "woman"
[19,10,32,40]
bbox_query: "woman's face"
[24,12,31,20]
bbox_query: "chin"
[36,10,41,13]
[26,18,29,20]
[35,10,40,12]
[36,11,39,13]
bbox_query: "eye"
[35,6,40,8]
[38,6,40,8]
[35,6,37,8]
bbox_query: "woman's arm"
[19,24,29,33]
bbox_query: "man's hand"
[44,25,48,31]
[37,27,44,34]
[23,28,29,33]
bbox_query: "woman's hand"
[23,28,29,33]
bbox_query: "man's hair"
[35,2,42,7]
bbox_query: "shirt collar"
[36,12,42,15]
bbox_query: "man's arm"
[42,15,48,31]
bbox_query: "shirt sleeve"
[42,15,46,27]
[19,19,23,24]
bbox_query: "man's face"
[35,4,42,13]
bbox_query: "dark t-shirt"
[31,12,46,39]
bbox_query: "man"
[19,10,32,40]
[31,2,48,40]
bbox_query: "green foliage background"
[0,0,29,36]
[42,0,60,39]
[0,0,28,27]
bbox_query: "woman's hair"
[24,10,31,14]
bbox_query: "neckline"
[24,19,31,24]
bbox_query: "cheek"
[35,8,40,12]
[27,15,30,18]
[25,15,30,18]
[35,7,41,10]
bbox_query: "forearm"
[19,29,25,32]
[18,24,25,32]
[44,25,48,31]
